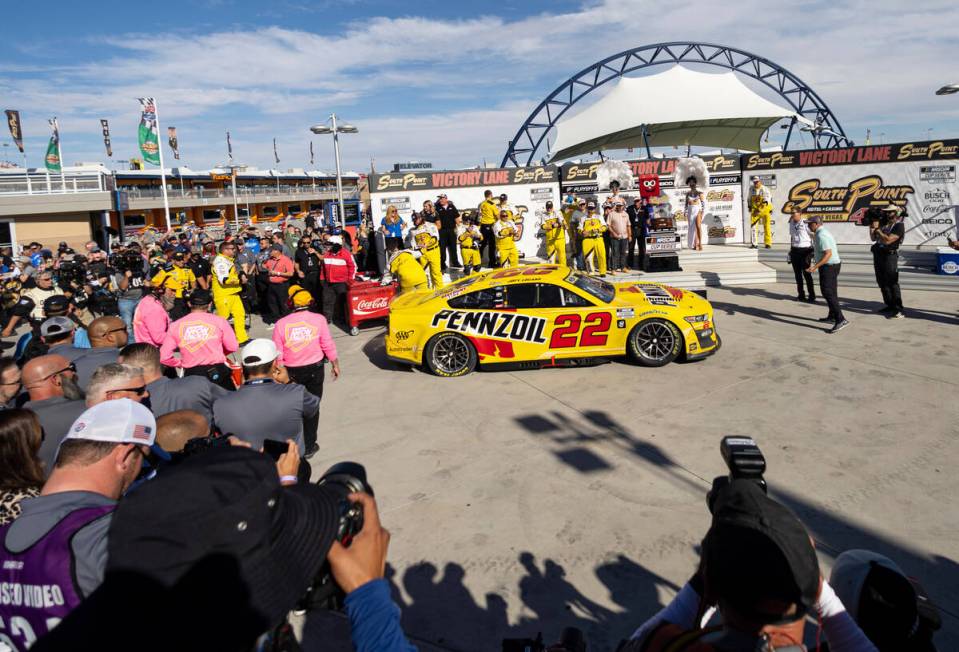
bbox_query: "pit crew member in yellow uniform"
[536,200,567,267]
[478,189,500,269]
[151,250,197,320]
[748,176,773,249]
[408,211,443,289]
[384,241,428,295]
[457,216,484,276]
[579,201,608,276]
[493,209,519,268]
[211,240,248,345]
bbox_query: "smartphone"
[263,439,288,461]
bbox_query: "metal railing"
[0,173,108,195]
[122,184,359,201]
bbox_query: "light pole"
[935,83,959,95]
[310,114,357,229]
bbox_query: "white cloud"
[2,0,958,170]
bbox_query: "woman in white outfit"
[684,176,706,251]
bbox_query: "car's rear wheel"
[627,318,683,367]
[424,333,477,377]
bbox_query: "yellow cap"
[288,285,312,307]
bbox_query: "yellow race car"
[385,265,720,377]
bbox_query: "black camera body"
[304,462,374,610]
[709,437,768,513]
[111,250,145,275]
[57,259,88,288]
[857,206,899,228]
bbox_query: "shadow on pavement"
[361,330,413,372]
[382,553,677,651]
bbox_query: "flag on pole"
[44,118,62,172]
[100,119,112,157]
[5,111,24,153]
[137,98,161,165]
[309,141,314,166]
[273,138,280,164]
[168,127,180,160]
[226,131,233,161]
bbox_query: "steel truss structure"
[501,42,852,167]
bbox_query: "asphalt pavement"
[293,281,959,651]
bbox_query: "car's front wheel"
[424,333,478,377]
[627,318,683,367]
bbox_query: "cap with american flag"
[65,399,157,448]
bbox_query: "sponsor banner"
[561,155,744,245]
[744,155,959,246]
[370,166,561,259]
[168,126,179,160]
[101,119,112,157]
[5,111,24,153]
[44,118,61,173]
[742,139,959,171]
[137,98,160,166]
[372,165,559,192]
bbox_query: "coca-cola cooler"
[346,280,396,336]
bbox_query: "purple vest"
[0,505,114,650]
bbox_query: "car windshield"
[564,271,615,303]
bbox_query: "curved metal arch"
[501,42,853,167]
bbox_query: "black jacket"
[435,203,460,231]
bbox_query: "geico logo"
[430,310,548,344]
[921,218,954,225]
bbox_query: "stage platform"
[518,244,779,290]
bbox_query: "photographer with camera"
[625,438,878,652]
[33,448,416,652]
[869,205,905,319]
[111,243,148,339]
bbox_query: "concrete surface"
[295,282,959,651]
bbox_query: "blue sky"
[1,0,958,172]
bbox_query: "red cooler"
[346,280,396,335]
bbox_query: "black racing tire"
[627,318,684,367]
[423,332,478,377]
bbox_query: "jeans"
[117,297,141,341]
[818,263,844,322]
[610,238,628,270]
[873,250,903,311]
[789,247,815,298]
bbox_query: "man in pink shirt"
[133,277,178,346]
[607,202,632,273]
[272,285,339,458]
[159,289,238,391]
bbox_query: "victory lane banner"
[742,139,959,246]
[370,165,561,259]
[560,154,745,245]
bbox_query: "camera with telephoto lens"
[57,257,88,289]
[857,206,891,228]
[111,249,145,274]
[302,462,373,610]
[708,436,767,513]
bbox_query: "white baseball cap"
[64,399,157,447]
[328,235,343,245]
[241,338,279,366]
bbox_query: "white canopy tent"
[548,66,813,161]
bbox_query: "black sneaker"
[888,311,905,319]
[796,295,807,301]
[304,443,320,459]
[806,296,817,304]
[828,319,850,334]
[818,316,835,322]
[875,306,895,314]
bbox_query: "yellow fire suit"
[457,224,483,274]
[409,222,442,289]
[748,183,773,247]
[212,253,248,343]
[579,214,608,275]
[537,210,567,266]
[388,250,428,294]
[478,199,499,226]
[493,219,519,268]
[151,264,196,299]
